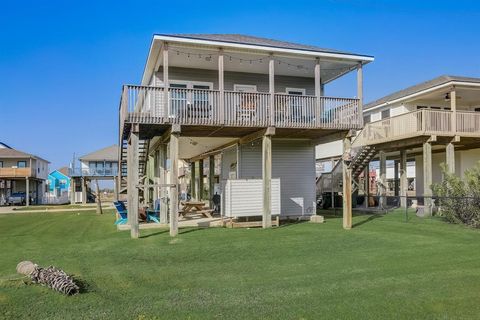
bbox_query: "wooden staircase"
[119,138,149,194]
[316,144,377,198]
[350,146,377,179]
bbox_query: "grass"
[1,209,480,319]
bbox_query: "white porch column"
[450,88,457,133]
[357,63,363,124]
[218,48,225,124]
[379,151,386,209]
[129,129,140,239]
[163,42,169,119]
[169,125,180,237]
[315,58,321,126]
[269,55,275,126]
[446,142,455,174]
[262,127,275,228]
[25,177,30,206]
[423,141,433,216]
[70,178,76,204]
[400,150,407,208]
[342,137,352,229]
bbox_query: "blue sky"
[1,0,479,170]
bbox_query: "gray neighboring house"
[118,33,373,236]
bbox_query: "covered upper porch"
[355,76,480,149]
[120,34,373,141]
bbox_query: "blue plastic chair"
[113,201,128,225]
[146,199,161,223]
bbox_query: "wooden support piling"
[169,128,180,237]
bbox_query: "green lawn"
[1,209,480,319]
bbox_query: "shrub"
[432,163,480,228]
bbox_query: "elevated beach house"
[357,75,480,215]
[118,34,373,237]
[69,145,119,204]
[0,143,49,206]
[317,75,480,216]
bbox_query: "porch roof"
[160,34,372,58]
[79,145,119,162]
[141,33,374,86]
[0,147,49,163]
[365,75,480,111]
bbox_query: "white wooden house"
[118,34,373,237]
[317,75,480,215]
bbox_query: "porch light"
[444,93,450,101]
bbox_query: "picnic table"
[180,201,214,218]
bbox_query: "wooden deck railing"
[119,85,361,135]
[0,167,34,178]
[353,109,480,147]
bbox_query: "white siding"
[315,140,343,160]
[239,139,316,216]
[224,179,280,217]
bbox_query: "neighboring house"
[69,145,119,204]
[118,33,373,236]
[359,75,480,214]
[0,143,50,205]
[48,167,70,203]
[318,75,480,215]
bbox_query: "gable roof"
[0,148,33,159]
[57,166,70,177]
[365,75,480,110]
[79,145,119,162]
[159,33,373,58]
[0,147,49,162]
[0,142,12,149]
[49,168,70,179]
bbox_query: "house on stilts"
[317,75,480,216]
[118,34,373,237]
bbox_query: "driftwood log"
[16,261,79,295]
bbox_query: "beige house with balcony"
[358,75,480,214]
[119,34,373,237]
[0,143,50,205]
[317,75,480,216]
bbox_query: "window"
[285,88,307,121]
[286,88,306,95]
[17,161,27,168]
[475,108,480,112]
[381,109,390,119]
[363,114,371,124]
[233,84,257,92]
[168,81,213,118]
[0,161,2,168]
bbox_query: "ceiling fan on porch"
[444,92,461,101]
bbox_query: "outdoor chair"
[113,201,128,225]
[146,199,161,223]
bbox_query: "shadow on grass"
[352,213,384,228]
[277,220,308,229]
[140,227,206,238]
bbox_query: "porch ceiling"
[178,137,237,160]
[408,86,480,108]
[166,45,359,81]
